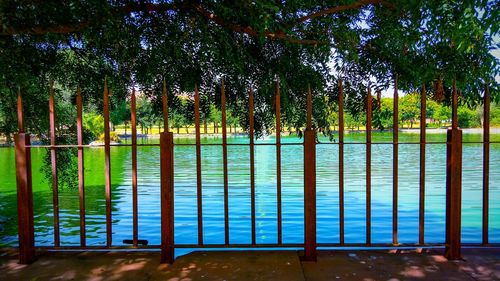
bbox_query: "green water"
[0,132,499,248]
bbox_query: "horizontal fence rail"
[10,78,497,265]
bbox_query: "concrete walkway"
[1,249,498,280]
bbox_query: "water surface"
[0,132,499,252]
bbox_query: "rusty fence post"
[482,83,490,245]
[15,132,35,264]
[303,86,316,261]
[445,80,462,260]
[16,90,35,264]
[160,131,175,264]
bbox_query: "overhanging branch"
[190,3,327,45]
[1,1,389,46]
[287,0,389,28]
[0,2,180,36]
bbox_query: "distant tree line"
[77,91,500,141]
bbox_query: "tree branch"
[0,2,180,36]
[1,23,89,36]
[1,1,385,46]
[190,3,326,45]
[287,0,388,28]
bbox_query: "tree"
[326,108,338,132]
[426,99,440,123]
[0,1,498,140]
[458,107,480,128]
[136,95,157,134]
[373,97,393,131]
[209,104,222,134]
[227,110,240,133]
[345,112,365,131]
[491,103,500,126]
[40,87,82,190]
[433,105,452,126]
[110,101,130,133]
[170,109,187,134]
[83,112,104,140]
[399,93,419,128]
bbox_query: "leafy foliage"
[98,131,121,142]
[39,87,79,190]
[0,0,498,141]
[458,107,480,128]
[492,104,500,126]
[83,112,105,140]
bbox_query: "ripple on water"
[0,135,499,248]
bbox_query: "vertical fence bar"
[392,77,398,245]
[131,89,138,247]
[338,80,345,246]
[249,89,256,245]
[445,79,462,260]
[419,84,426,245]
[17,89,24,134]
[160,131,174,263]
[163,81,169,131]
[194,85,203,245]
[307,86,312,130]
[221,80,229,245]
[103,79,112,247]
[482,83,490,245]
[49,81,60,247]
[366,86,372,245]
[76,87,86,247]
[275,81,282,245]
[15,91,35,264]
[304,85,317,261]
[451,80,459,130]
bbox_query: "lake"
[0,131,499,253]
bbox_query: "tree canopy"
[1,0,499,137]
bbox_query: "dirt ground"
[1,248,499,281]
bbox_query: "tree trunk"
[177,127,180,134]
[204,120,208,134]
[214,122,216,134]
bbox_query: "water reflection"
[0,133,499,247]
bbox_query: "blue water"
[0,133,499,253]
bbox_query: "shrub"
[98,131,121,143]
[491,106,500,126]
[83,112,104,140]
[458,107,480,128]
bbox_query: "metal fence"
[13,78,497,264]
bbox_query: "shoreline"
[1,127,499,146]
[118,127,500,139]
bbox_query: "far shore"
[116,127,500,139]
[1,127,499,146]
[400,127,500,134]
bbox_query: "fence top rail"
[14,140,499,148]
